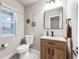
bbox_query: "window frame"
[0,4,17,38]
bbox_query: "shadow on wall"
[20,38,26,45]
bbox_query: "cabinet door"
[53,48,66,59]
[46,46,54,59]
[41,45,46,59]
[46,46,66,59]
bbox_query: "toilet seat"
[17,44,29,51]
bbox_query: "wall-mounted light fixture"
[45,0,63,11]
[46,0,55,5]
[45,0,55,10]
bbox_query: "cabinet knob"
[52,49,54,56]
[48,48,50,55]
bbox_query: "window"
[0,6,16,37]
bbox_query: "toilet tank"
[25,35,34,45]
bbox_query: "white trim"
[0,3,17,12]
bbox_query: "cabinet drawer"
[41,39,66,50]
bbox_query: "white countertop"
[40,36,66,42]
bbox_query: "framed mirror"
[44,6,63,29]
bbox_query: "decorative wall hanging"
[31,15,36,27]
[26,14,30,24]
[31,21,36,27]
[26,18,30,24]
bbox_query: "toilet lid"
[17,44,29,51]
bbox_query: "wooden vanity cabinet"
[40,39,66,59]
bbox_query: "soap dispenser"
[46,31,49,36]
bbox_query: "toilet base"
[20,52,30,59]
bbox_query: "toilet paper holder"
[0,43,8,48]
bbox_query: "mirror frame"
[44,6,63,29]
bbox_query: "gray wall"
[0,0,24,58]
[24,0,67,50]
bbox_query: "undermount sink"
[40,36,66,42]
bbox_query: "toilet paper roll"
[4,44,8,47]
[1,43,8,48]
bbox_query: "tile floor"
[20,51,40,59]
[10,49,40,59]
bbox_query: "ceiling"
[16,0,39,6]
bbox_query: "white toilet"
[16,35,34,59]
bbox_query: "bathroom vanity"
[40,36,67,59]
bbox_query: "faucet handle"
[51,31,54,36]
